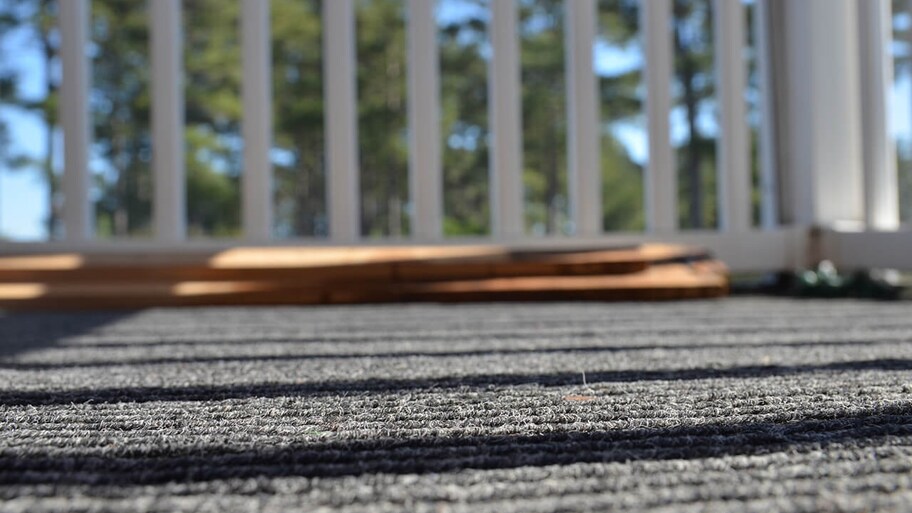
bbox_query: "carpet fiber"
[2,298,912,512]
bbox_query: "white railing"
[3,0,910,273]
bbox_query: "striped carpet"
[2,298,912,512]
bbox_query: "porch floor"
[2,298,912,512]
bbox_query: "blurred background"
[0,0,793,241]
[0,0,909,246]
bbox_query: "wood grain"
[0,244,728,310]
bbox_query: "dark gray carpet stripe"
[2,360,912,405]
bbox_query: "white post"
[857,0,900,230]
[565,0,601,236]
[755,0,778,230]
[241,0,274,241]
[641,0,676,233]
[323,0,361,241]
[781,0,864,227]
[407,0,443,240]
[714,0,750,232]
[59,0,92,241]
[488,0,524,239]
[151,0,186,241]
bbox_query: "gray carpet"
[2,298,912,512]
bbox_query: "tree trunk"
[40,3,59,238]
[111,98,129,236]
[545,103,560,234]
[292,144,309,237]
[673,14,704,229]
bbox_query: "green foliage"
[519,0,568,235]
[85,0,244,237]
[672,0,717,230]
[272,0,326,237]
[182,0,243,236]
[602,136,644,231]
[90,0,152,237]
[186,126,240,237]
[356,0,409,237]
[518,0,649,235]
[439,0,490,236]
[597,0,646,232]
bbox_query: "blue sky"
[0,4,59,240]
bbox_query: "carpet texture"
[1,298,912,512]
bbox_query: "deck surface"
[2,298,912,512]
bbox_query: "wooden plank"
[0,282,326,310]
[0,244,709,283]
[0,243,703,271]
[0,261,727,310]
[258,261,725,303]
[506,244,710,264]
[393,245,711,281]
[387,262,728,303]
[0,244,728,311]
[0,263,395,285]
[0,246,505,272]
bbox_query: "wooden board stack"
[0,244,728,310]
